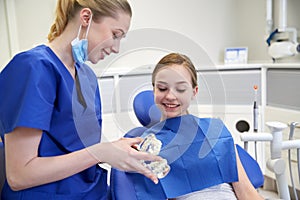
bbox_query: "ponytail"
[47,0,80,42]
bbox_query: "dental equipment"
[253,85,259,160]
[266,0,300,60]
[253,85,259,133]
[266,0,273,35]
[268,41,300,59]
[288,122,300,200]
[240,121,300,199]
[266,121,290,200]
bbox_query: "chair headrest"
[133,90,161,127]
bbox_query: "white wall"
[0,0,11,69]
[0,0,56,70]
[127,0,300,64]
[1,0,300,69]
[236,0,269,62]
[14,0,56,50]
[128,0,238,65]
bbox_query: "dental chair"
[109,90,264,200]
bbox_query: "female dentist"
[0,0,160,199]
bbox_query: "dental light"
[266,27,300,60]
[268,40,300,59]
[266,0,300,60]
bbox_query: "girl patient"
[118,53,264,200]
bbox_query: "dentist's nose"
[111,40,120,54]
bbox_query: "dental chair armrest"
[240,132,273,142]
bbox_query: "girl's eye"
[177,88,186,93]
[157,87,167,92]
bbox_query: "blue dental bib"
[127,115,238,199]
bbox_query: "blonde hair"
[152,53,198,88]
[47,0,132,42]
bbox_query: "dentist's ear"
[80,8,92,26]
[192,86,198,100]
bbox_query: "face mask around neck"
[71,15,92,64]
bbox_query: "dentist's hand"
[88,137,161,184]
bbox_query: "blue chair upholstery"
[110,162,139,200]
[109,90,264,199]
[236,144,264,188]
[133,90,161,128]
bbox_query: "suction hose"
[288,122,299,200]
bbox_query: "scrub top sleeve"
[1,53,57,133]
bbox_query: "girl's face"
[154,64,198,120]
[87,12,131,64]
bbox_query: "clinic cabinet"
[97,67,262,114]
[267,68,300,111]
[195,69,261,106]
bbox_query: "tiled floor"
[258,188,280,199]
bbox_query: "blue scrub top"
[0,45,107,200]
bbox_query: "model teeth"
[138,134,171,178]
